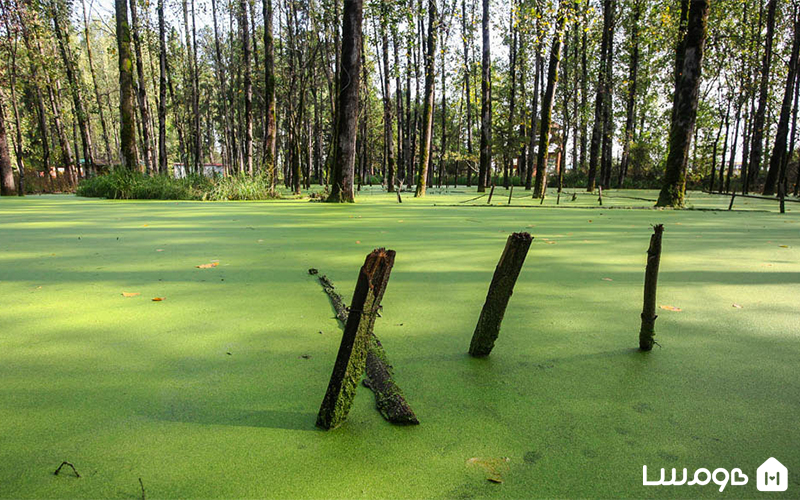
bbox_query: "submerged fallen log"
[310,268,419,425]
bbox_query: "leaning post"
[639,225,664,351]
[316,249,395,429]
[469,232,533,356]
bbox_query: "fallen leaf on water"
[142,224,149,227]
[122,292,141,298]
[732,303,743,309]
[660,305,682,312]
[467,457,510,484]
[761,263,774,267]
[602,278,613,281]
[545,241,557,244]
[196,262,219,269]
[355,240,361,244]
[152,297,166,302]
[156,249,164,252]
[779,245,789,248]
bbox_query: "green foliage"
[205,173,279,201]
[76,170,211,200]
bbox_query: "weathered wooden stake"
[598,186,603,206]
[639,224,664,351]
[469,232,533,357]
[507,184,513,205]
[487,184,495,204]
[728,193,736,210]
[779,181,785,214]
[316,249,395,429]
[311,268,419,425]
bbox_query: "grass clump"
[76,170,280,201]
[206,173,279,201]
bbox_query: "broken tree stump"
[468,232,533,357]
[311,267,419,425]
[639,224,664,351]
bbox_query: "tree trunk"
[656,0,710,208]
[239,0,253,175]
[469,232,533,357]
[414,0,437,197]
[116,0,139,170]
[0,94,16,196]
[764,7,800,195]
[587,0,612,192]
[381,25,396,192]
[82,0,114,166]
[157,0,168,173]
[749,0,776,193]
[129,0,154,174]
[327,0,362,202]
[533,5,566,198]
[477,0,491,193]
[264,0,277,188]
[618,0,641,188]
[52,0,94,176]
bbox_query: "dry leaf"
[545,241,557,245]
[196,262,219,269]
[467,457,510,484]
[355,240,361,244]
[779,245,789,248]
[152,297,166,302]
[660,305,682,312]
[122,292,140,297]
[142,224,149,227]
[602,278,613,281]
[156,249,164,252]
[732,303,743,309]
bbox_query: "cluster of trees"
[0,0,798,206]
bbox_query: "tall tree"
[618,0,642,188]
[381,18,396,192]
[0,93,15,195]
[129,0,154,173]
[327,0,363,202]
[414,0,437,197]
[748,0,776,193]
[586,0,613,192]
[533,2,566,198]
[240,0,253,175]
[264,0,277,188]
[477,0,491,192]
[157,0,168,173]
[81,0,114,165]
[656,0,710,207]
[116,0,138,169]
[764,5,799,195]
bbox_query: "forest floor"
[0,189,798,499]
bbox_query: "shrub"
[76,170,211,200]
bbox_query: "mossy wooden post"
[639,224,664,351]
[316,248,395,429]
[598,186,603,206]
[728,193,736,210]
[487,184,495,204]
[507,184,513,205]
[469,232,533,357]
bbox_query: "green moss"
[0,190,798,498]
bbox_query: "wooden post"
[728,193,736,210]
[316,249,395,429]
[487,183,495,204]
[639,225,664,351]
[779,180,785,214]
[469,232,533,356]
[507,184,513,205]
[396,188,402,203]
[598,186,603,206]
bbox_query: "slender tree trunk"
[533,4,566,198]
[81,0,113,165]
[618,0,641,188]
[414,0,437,197]
[264,0,277,188]
[724,104,742,193]
[462,0,474,188]
[600,1,615,189]
[52,0,94,176]
[765,7,800,194]
[477,0,491,192]
[116,0,138,169]
[157,0,168,173]
[240,0,253,175]
[656,0,710,207]
[129,0,154,173]
[381,25,396,192]
[749,0,776,193]
[0,94,15,195]
[327,0,363,202]
[587,0,612,192]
